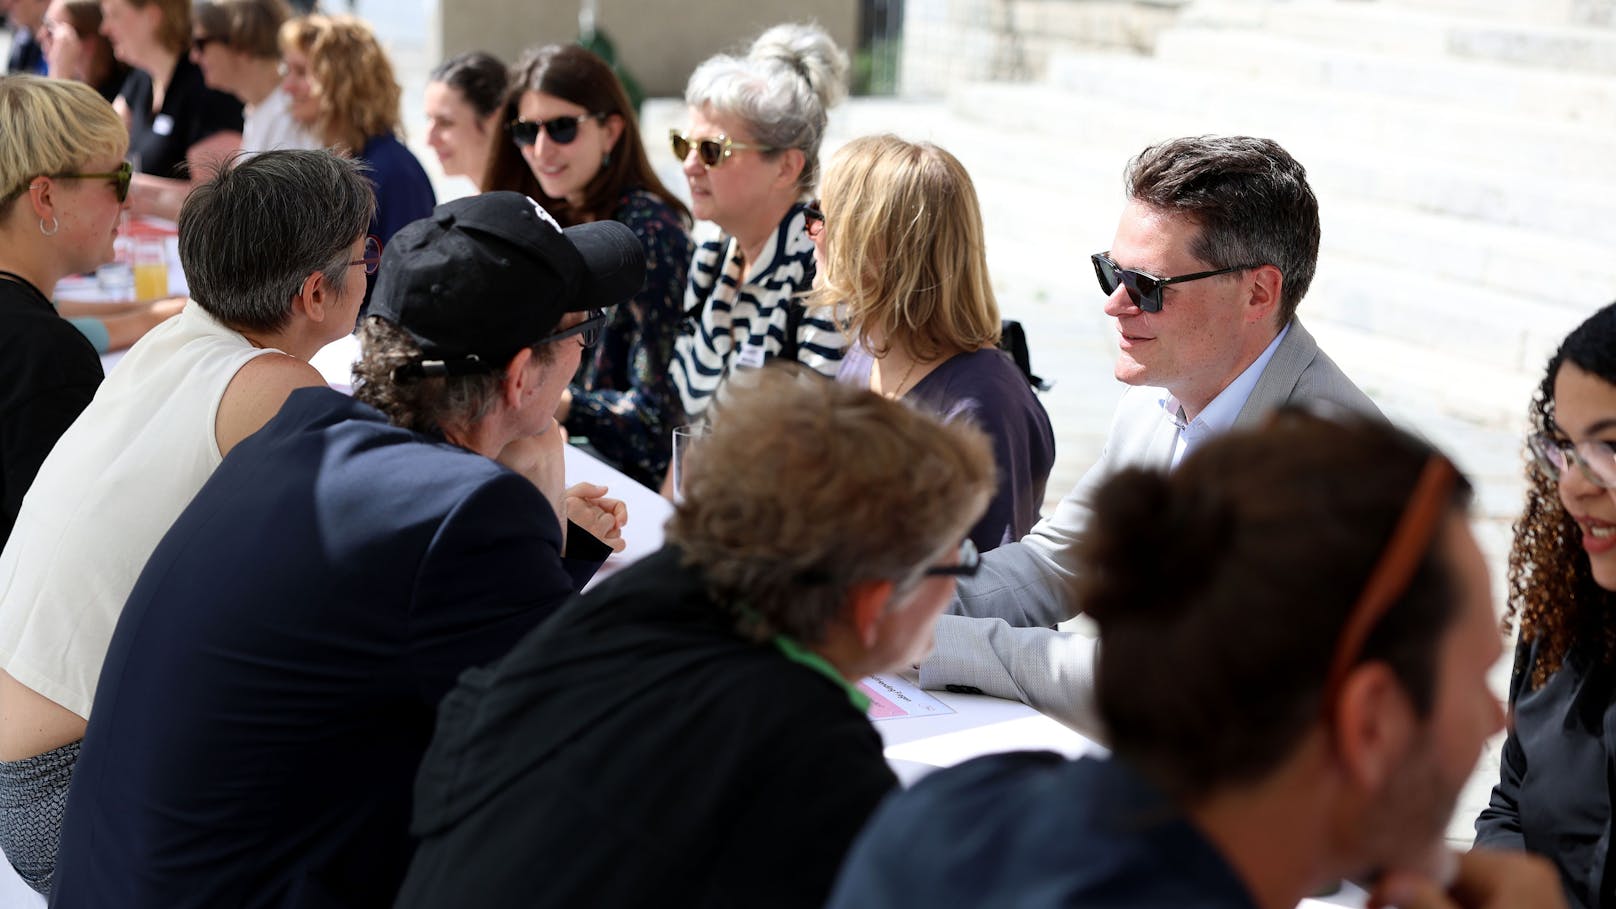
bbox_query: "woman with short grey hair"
[669,22,848,422]
[0,149,373,895]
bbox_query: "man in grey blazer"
[918,136,1380,734]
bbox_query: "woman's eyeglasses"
[1529,432,1616,489]
[48,161,134,204]
[532,309,608,350]
[669,130,778,168]
[350,235,382,275]
[508,114,606,147]
[924,539,980,578]
[1090,251,1263,314]
[190,34,224,54]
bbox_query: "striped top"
[672,203,846,420]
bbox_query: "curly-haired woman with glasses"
[483,44,691,488]
[278,14,434,245]
[816,135,1054,552]
[669,22,848,423]
[1475,302,1616,908]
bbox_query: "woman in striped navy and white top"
[670,23,848,421]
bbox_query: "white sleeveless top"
[0,301,279,718]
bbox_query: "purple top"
[837,342,1055,552]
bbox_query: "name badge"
[735,343,767,370]
[152,114,175,137]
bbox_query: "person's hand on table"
[566,482,627,552]
[1368,849,1565,909]
[495,419,568,535]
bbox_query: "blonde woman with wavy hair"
[816,134,1054,552]
[278,14,433,243]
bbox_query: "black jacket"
[398,546,899,908]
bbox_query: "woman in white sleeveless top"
[0,149,376,895]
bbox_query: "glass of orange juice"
[132,238,169,302]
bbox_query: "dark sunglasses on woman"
[507,113,607,147]
[49,161,134,204]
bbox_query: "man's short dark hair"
[178,150,375,333]
[1082,408,1471,801]
[1125,136,1320,325]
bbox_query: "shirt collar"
[1160,323,1290,453]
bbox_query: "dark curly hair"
[1505,302,1616,689]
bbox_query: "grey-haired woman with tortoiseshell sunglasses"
[668,22,849,428]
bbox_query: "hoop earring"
[39,216,59,237]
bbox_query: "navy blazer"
[54,387,602,908]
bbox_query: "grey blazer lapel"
[1233,319,1317,429]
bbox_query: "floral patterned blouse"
[564,189,693,488]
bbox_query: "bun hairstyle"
[1082,407,1472,801]
[1081,469,1234,628]
[429,51,507,120]
[684,22,848,195]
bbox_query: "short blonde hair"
[128,0,191,55]
[0,75,128,217]
[278,14,400,152]
[816,135,1001,361]
[666,366,994,645]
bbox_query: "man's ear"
[500,346,537,411]
[1245,263,1284,326]
[844,578,896,650]
[1331,662,1418,793]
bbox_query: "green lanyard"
[772,634,871,713]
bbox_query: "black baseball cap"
[369,191,645,378]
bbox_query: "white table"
[66,332,1361,909]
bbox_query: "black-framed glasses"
[803,199,825,238]
[350,235,382,275]
[190,34,224,54]
[669,129,778,168]
[1091,251,1263,314]
[533,309,608,350]
[924,539,980,578]
[1529,432,1616,489]
[49,160,133,204]
[508,113,606,147]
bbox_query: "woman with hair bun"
[1476,302,1616,908]
[483,43,692,488]
[423,50,504,192]
[816,135,1053,552]
[669,22,848,423]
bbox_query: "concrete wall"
[435,0,858,99]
